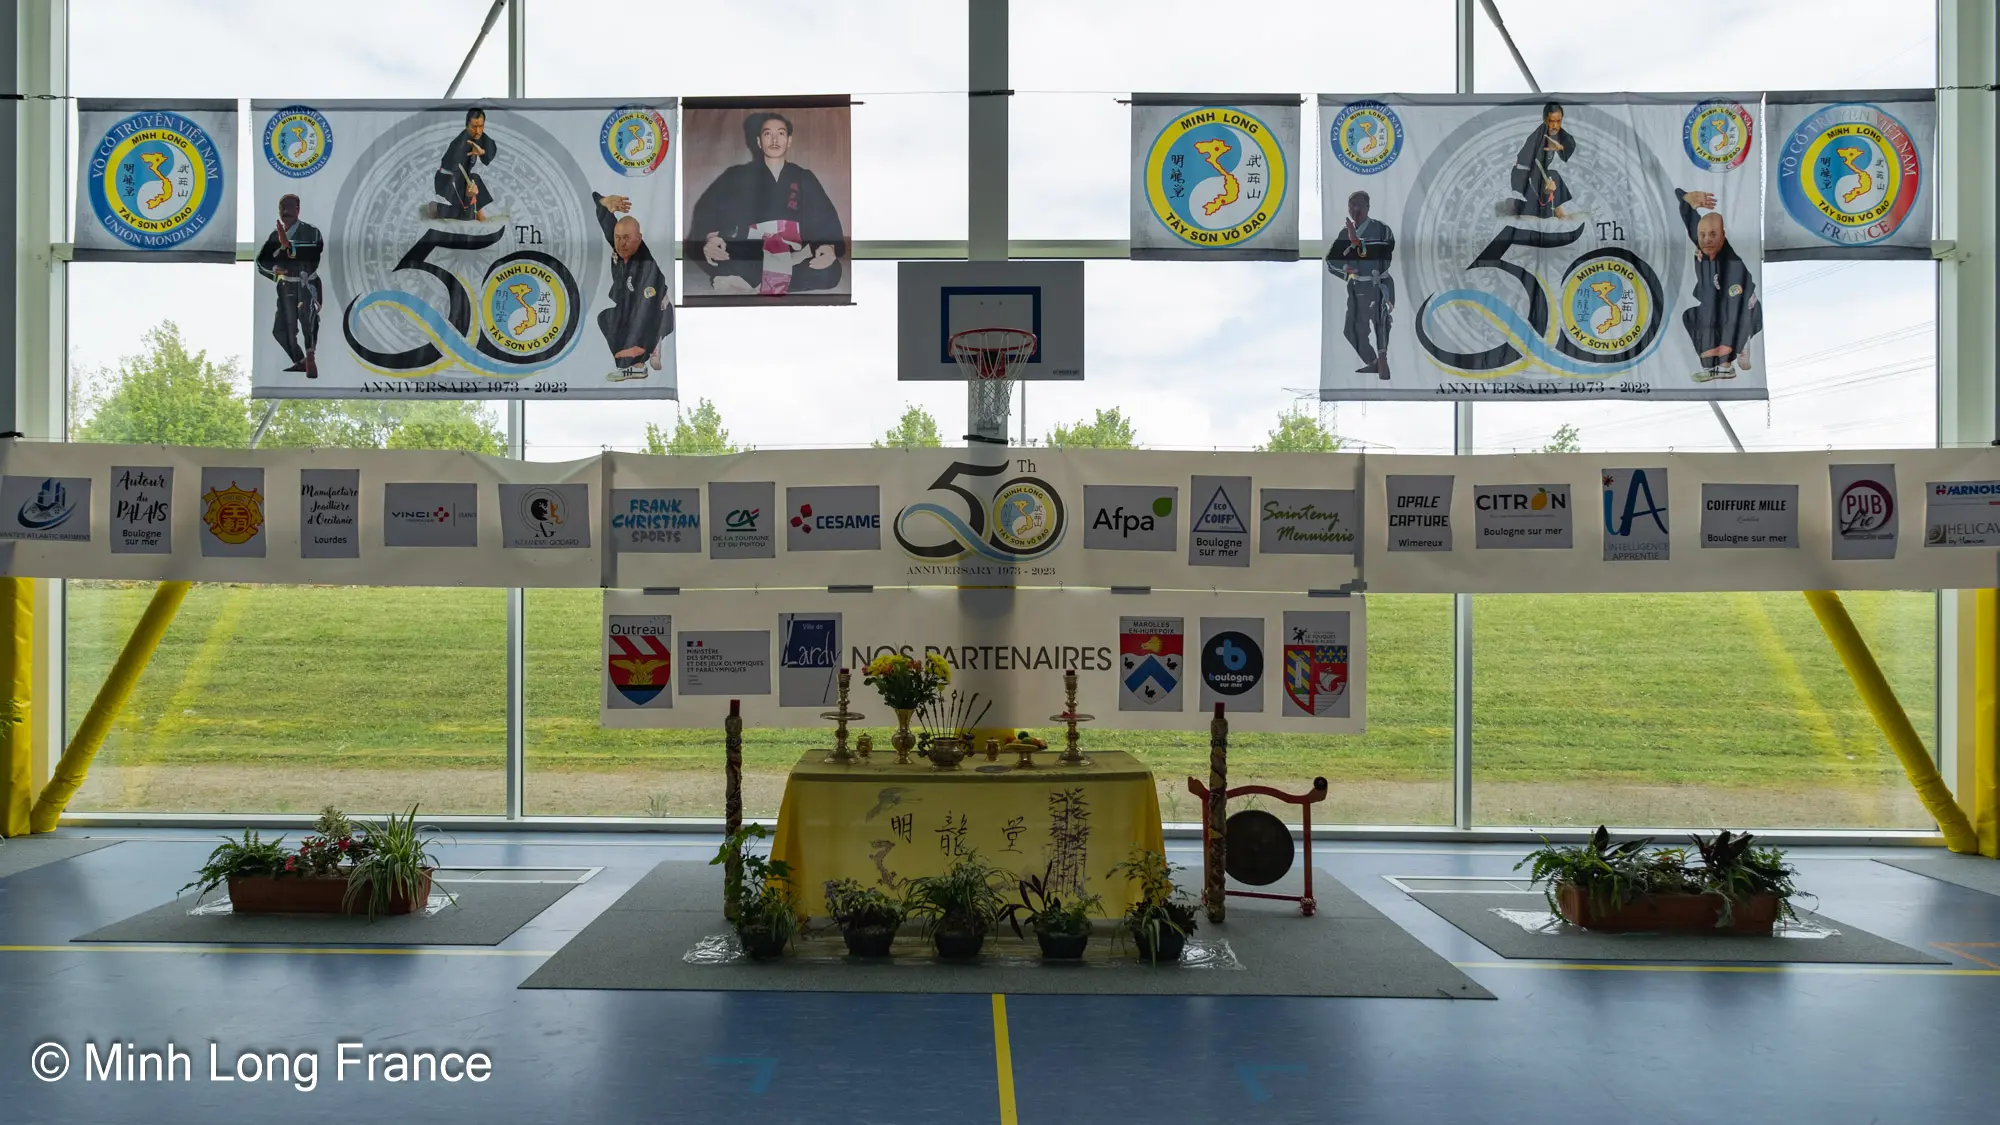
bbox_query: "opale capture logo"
[1682,99,1754,171]
[87,110,225,250]
[1329,100,1403,175]
[262,105,333,178]
[1142,106,1288,249]
[1777,102,1922,249]
[599,107,670,177]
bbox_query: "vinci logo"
[383,483,478,547]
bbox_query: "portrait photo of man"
[254,192,323,379]
[592,191,673,383]
[1674,187,1762,382]
[1326,190,1395,380]
[682,102,852,304]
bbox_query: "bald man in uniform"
[593,191,672,382]
[1674,187,1761,383]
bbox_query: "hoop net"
[950,327,1037,439]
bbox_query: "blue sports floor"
[4,831,1998,1124]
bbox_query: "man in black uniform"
[592,191,672,382]
[1326,190,1395,379]
[685,112,845,296]
[433,106,497,221]
[1673,187,1761,383]
[255,193,323,379]
[1510,101,1577,220]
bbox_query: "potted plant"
[184,806,443,919]
[183,828,291,901]
[906,852,1008,959]
[1110,848,1199,965]
[1001,864,1102,961]
[1517,825,1801,934]
[824,877,908,958]
[711,824,800,960]
[342,806,447,919]
[862,651,952,763]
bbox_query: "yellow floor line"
[0,944,553,957]
[992,993,1019,1125]
[1454,960,2000,976]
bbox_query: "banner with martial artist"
[1765,91,1933,262]
[680,96,853,306]
[249,99,678,399]
[1128,94,1300,260]
[73,99,237,263]
[1317,93,1766,402]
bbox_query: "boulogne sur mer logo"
[1778,102,1922,249]
[201,481,264,545]
[895,460,1066,564]
[1330,100,1403,175]
[1200,630,1263,697]
[88,110,225,251]
[1144,105,1288,250]
[600,106,671,177]
[1683,99,1754,172]
[262,105,333,178]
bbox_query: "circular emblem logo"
[1838,479,1894,537]
[263,105,333,178]
[1142,105,1288,249]
[1330,101,1403,175]
[1683,99,1753,171]
[1555,250,1664,363]
[87,111,223,251]
[519,485,570,537]
[201,484,264,546]
[1201,631,1263,697]
[599,106,671,177]
[1777,102,1921,248]
[480,256,572,359]
[992,480,1061,553]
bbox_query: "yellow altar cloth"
[770,750,1166,917]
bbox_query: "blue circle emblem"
[87,110,225,251]
[263,105,333,178]
[1330,101,1403,175]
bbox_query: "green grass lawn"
[62,582,1935,825]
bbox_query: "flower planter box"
[226,871,432,916]
[1554,885,1779,934]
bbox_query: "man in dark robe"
[685,112,845,295]
[592,192,673,382]
[1325,190,1395,379]
[254,193,323,378]
[1510,101,1577,220]
[1674,188,1761,383]
[433,106,497,221]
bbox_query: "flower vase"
[891,709,916,765]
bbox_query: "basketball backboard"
[897,261,1085,381]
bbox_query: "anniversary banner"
[1318,93,1765,401]
[680,96,852,306]
[73,99,237,263]
[249,99,678,400]
[1129,94,1300,261]
[1765,90,1933,262]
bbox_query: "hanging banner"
[602,588,1366,734]
[74,100,237,263]
[1317,93,1765,402]
[1765,91,1933,262]
[249,98,678,400]
[1128,94,1300,261]
[680,96,852,307]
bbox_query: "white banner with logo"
[1318,93,1765,401]
[605,448,1363,592]
[250,99,678,400]
[1362,449,2000,593]
[1129,94,1300,261]
[74,100,238,263]
[1765,91,1933,262]
[603,587,1366,733]
[0,440,599,587]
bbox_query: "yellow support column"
[0,578,32,837]
[1974,590,2000,858]
[29,581,190,833]
[1805,590,1979,853]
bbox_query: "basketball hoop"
[950,326,1036,444]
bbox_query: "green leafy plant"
[1517,825,1805,926]
[823,877,907,931]
[905,852,1010,937]
[711,824,800,950]
[1001,863,1102,939]
[1516,825,1658,914]
[182,829,289,896]
[1109,848,1198,962]
[1691,829,1805,923]
[342,805,451,920]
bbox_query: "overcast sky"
[66,0,1939,459]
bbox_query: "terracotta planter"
[933,928,986,959]
[226,870,432,916]
[1036,929,1089,960]
[842,925,897,958]
[1554,885,1780,934]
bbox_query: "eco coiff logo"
[1924,480,2000,547]
[1143,105,1289,249]
[0,475,91,543]
[88,110,225,251]
[1777,102,1922,250]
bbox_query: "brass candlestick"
[985,737,1000,762]
[1050,668,1094,766]
[818,669,865,765]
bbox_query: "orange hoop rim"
[949,326,1038,381]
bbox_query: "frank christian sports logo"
[262,105,333,178]
[87,110,225,250]
[895,461,1066,564]
[1777,102,1922,249]
[1682,99,1754,172]
[600,106,671,177]
[1143,105,1288,249]
[1330,100,1403,175]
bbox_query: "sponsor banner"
[610,487,700,554]
[1830,464,1898,560]
[199,467,266,558]
[606,614,672,710]
[109,466,172,554]
[384,482,478,548]
[299,468,360,559]
[681,97,852,307]
[1385,474,1453,551]
[1925,479,2000,547]
[709,481,777,559]
[0,476,91,543]
[1258,489,1359,556]
[74,100,237,263]
[603,588,1365,733]
[1083,485,1178,552]
[250,98,678,400]
[1129,95,1301,261]
[1766,92,1933,262]
[1700,483,1799,549]
[1318,93,1766,402]
[1188,475,1252,568]
[500,482,590,549]
[1601,467,1670,561]
[785,485,882,552]
[1473,483,1574,549]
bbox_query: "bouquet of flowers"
[863,651,952,711]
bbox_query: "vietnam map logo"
[1142,105,1288,250]
[262,105,333,177]
[1777,102,1922,249]
[600,106,671,177]
[88,110,225,251]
